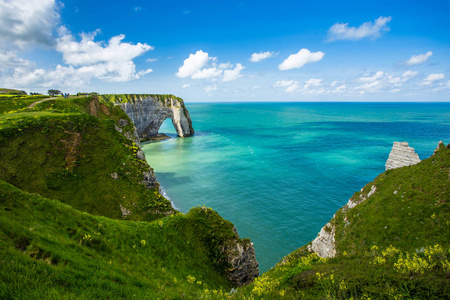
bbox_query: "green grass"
[0,180,243,299]
[1,88,449,299]
[0,95,48,114]
[0,97,173,221]
[99,94,184,105]
[232,146,450,299]
[0,88,27,95]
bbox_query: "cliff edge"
[100,94,194,139]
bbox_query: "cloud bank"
[327,16,392,41]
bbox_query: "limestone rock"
[434,141,445,155]
[120,204,131,218]
[142,169,159,189]
[308,222,336,258]
[346,185,376,209]
[117,95,194,138]
[222,232,259,287]
[385,142,421,171]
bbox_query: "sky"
[0,0,449,102]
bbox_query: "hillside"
[235,144,450,299]
[1,93,449,299]
[0,179,246,298]
[0,94,258,298]
[0,95,174,221]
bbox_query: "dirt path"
[27,97,59,109]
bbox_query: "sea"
[141,102,450,273]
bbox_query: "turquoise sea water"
[141,102,450,272]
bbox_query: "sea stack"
[385,142,421,171]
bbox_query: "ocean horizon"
[142,102,450,272]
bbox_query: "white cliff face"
[385,142,421,171]
[118,95,194,138]
[308,222,336,258]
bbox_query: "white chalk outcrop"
[116,95,194,138]
[385,142,421,171]
[308,222,336,258]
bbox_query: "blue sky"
[1,0,449,101]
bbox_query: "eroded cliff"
[100,94,194,139]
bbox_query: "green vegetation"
[0,95,47,115]
[234,146,450,299]
[0,93,255,298]
[1,88,448,298]
[0,96,173,221]
[99,94,184,105]
[0,181,239,299]
[0,88,26,95]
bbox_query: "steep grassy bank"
[234,146,450,299]
[0,180,240,299]
[0,96,173,221]
[0,94,258,298]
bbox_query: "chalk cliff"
[223,227,259,286]
[101,94,194,139]
[385,142,421,170]
[308,141,425,258]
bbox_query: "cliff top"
[99,94,184,104]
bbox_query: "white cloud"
[223,63,245,82]
[146,58,158,63]
[1,28,154,89]
[0,0,59,49]
[191,67,223,79]
[406,51,432,65]
[218,62,233,69]
[182,84,190,88]
[327,16,392,41]
[422,73,445,85]
[402,70,418,78]
[359,71,384,82]
[176,50,245,84]
[274,80,299,93]
[250,51,275,62]
[274,80,294,87]
[278,49,324,71]
[335,84,346,93]
[304,78,322,89]
[330,81,339,87]
[356,80,383,94]
[57,30,153,66]
[176,50,210,78]
[204,84,217,93]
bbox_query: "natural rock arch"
[109,94,194,138]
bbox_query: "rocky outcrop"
[385,142,421,170]
[308,222,336,258]
[222,228,259,286]
[434,141,445,154]
[347,185,376,209]
[112,95,194,139]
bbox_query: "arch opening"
[157,118,178,138]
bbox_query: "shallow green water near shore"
[142,102,450,272]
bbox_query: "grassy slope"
[0,96,173,221]
[0,95,47,114]
[0,95,254,298]
[99,94,184,104]
[0,180,237,299]
[235,147,450,299]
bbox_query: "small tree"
[48,89,61,96]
